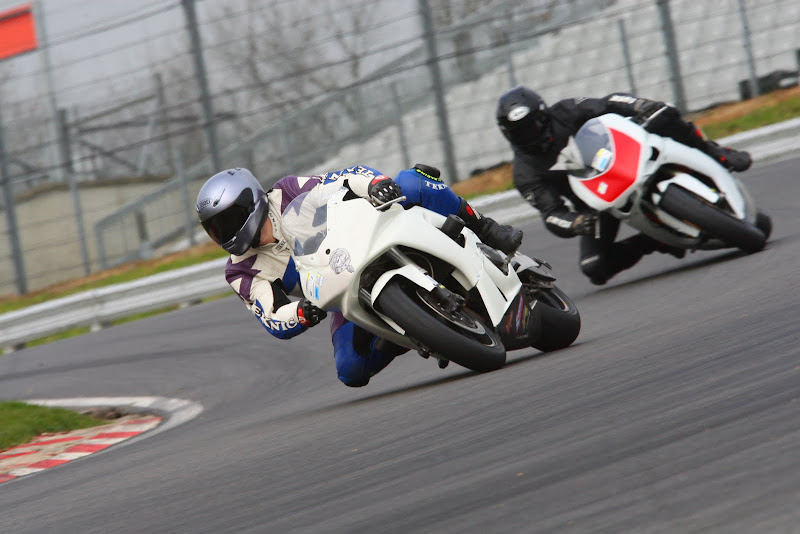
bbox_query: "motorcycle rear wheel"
[529,285,581,352]
[659,185,767,254]
[376,280,506,372]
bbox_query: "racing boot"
[457,198,523,255]
[703,140,752,172]
[685,121,752,172]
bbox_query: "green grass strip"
[0,401,107,451]
[702,94,800,139]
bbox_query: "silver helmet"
[196,168,269,255]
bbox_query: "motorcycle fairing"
[579,128,642,203]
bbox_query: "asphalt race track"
[1,158,799,534]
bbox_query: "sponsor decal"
[305,272,324,301]
[597,182,608,194]
[414,168,443,182]
[545,215,573,229]
[197,198,211,209]
[329,248,355,274]
[263,318,299,331]
[591,148,613,172]
[507,105,530,122]
[254,300,301,337]
[424,181,448,190]
[322,166,377,182]
[609,94,637,104]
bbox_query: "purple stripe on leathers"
[274,175,320,214]
[330,311,347,335]
[226,255,260,302]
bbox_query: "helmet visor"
[505,108,548,146]
[200,189,255,245]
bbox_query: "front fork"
[497,256,557,350]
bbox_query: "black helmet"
[196,168,269,256]
[496,86,551,153]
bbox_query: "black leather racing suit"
[511,93,698,283]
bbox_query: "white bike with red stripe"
[554,113,770,253]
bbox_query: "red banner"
[0,4,37,61]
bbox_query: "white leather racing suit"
[224,166,384,339]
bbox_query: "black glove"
[297,298,326,328]
[634,99,665,119]
[571,212,598,237]
[367,178,403,205]
[636,101,680,132]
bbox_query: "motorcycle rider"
[196,164,523,387]
[496,85,753,285]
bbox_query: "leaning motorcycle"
[552,112,771,253]
[280,182,580,373]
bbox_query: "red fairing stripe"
[582,128,641,203]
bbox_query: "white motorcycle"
[553,112,771,253]
[281,182,580,372]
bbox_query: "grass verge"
[0,401,107,451]
[693,85,800,138]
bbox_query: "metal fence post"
[95,225,108,271]
[182,0,221,173]
[32,0,64,183]
[0,106,28,294]
[505,8,517,88]
[389,82,411,169]
[736,0,759,99]
[135,211,152,259]
[418,0,459,184]
[173,146,197,246]
[280,117,294,178]
[618,19,637,94]
[58,108,91,276]
[154,73,174,174]
[656,0,687,112]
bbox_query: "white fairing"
[281,186,523,348]
[559,113,758,250]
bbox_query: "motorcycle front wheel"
[375,280,506,372]
[658,184,767,253]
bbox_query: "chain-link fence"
[1,0,799,295]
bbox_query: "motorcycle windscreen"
[572,120,641,203]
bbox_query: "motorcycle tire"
[658,184,767,254]
[755,210,772,241]
[530,285,581,352]
[375,280,506,373]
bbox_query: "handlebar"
[374,195,407,211]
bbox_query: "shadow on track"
[588,249,747,293]
[326,344,579,409]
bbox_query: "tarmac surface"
[0,157,798,533]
